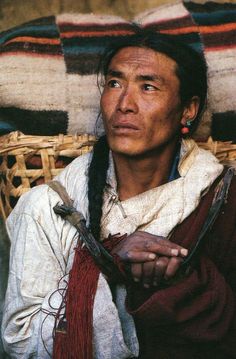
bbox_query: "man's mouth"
[112,122,139,131]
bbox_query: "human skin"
[101,47,199,287]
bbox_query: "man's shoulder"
[7,184,60,221]
[56,151,91,185]
[7,152,92,223]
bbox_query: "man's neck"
[112,142,179,201]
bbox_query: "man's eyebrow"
[106,69,123,78]
[106,70,165,84]
[137,74,165,83]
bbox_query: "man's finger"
[142,261,155,288]
[153,256,169,286]
[130,263,142,282]
[134,232,188,257]
[164,256,183,280]
[122,250,156,262]
[140,241,188,258]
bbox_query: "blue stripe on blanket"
[192,10,236,26]
[61,42,108,55]
[0,121,17,135]
[0,20,59,45]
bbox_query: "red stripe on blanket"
[157,23,236,36]
[4,37,61,46]
[199,23,236,34]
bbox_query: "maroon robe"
[126,171,236,358]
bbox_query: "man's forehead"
[107,46,178,80]
[109,47,177,70]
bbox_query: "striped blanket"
[0,1,235,141]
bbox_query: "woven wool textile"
[0,1,236,140]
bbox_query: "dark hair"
[88,30,208,240]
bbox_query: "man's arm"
[1,185,140,359]
[125,176,236,353]
[1,187,76,358]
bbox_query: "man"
[2,31,236,358]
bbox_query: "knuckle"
[156,257,168,269]
[125,251,133,260]
[144,241,151,250]
[144,240,155,250]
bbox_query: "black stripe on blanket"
[59,23,135,33]
[0,108,68,135]
[203,30,236,48]
[184,2,236,14]
[142,16,195,31]
[0,42,62,56]
[64,53,101,75]
[61,35,133,74]
[212,111,236,142]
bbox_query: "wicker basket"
[0,131,96,219]
[0,132,236,220]
[197,137,236,165]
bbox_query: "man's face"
[101,46,187,157]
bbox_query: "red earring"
[181,126,190,135]
[181,120,192,135]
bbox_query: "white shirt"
[2,139,223,358]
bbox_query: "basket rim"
[0,131,97,155]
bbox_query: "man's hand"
[112,231,188,288]
[130,256,183,288]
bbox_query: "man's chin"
[109,144,136,156]
[108,138,139,154]
[110,144,148,158]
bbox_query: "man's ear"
[181,96,200,126]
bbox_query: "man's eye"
[107,80,121,88]
[143,84,157,91]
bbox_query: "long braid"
[88,135,110,240]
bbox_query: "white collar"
[101,139,223,238]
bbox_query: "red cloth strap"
[53,235,127,359]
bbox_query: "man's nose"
[117,87,138,114]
